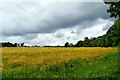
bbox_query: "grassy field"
[1,47,119,78]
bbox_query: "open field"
[1,47,119,78]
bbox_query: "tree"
[69,43,74,47]
[75,40,83,47]
[104,1,120,18]
[83,37,90,47]
[14,43,17,47]
[1,42,15,47]
[21,43,24,47]
[84,37,89,41]
[64,42,69,47]
[18,44,20,47]
[0,43,2,47]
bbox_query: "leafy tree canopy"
[104,1,120,18]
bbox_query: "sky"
[0,0,115,46]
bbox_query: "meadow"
[1,47,119,78]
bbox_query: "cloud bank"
[0,1,114,46]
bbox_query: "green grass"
[2,51,119,79]
[41,52,119,78]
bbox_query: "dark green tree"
[75,40,83,47]
[84,37,89,41]
[104,1,120,18]
[0,43,2,47]
[64,42,69,47]
[14,43,17,47]
[21,43,24,47]
[69,43,74,47]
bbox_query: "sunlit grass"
[2,47,119,78]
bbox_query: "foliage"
[21,43,24,47]
[64,42,69,47]
[1,42,25,47]
[0,42,17,47]
[104,1,120,18]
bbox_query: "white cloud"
[0,1,114,46]
[2,18,112,46]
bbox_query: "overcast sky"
[0,1,115,46]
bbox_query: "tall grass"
[2,47,119,78]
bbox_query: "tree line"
[0,42,25,47]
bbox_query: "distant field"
[2,47,119,78]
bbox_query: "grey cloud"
[37,2,109,33]
[102,20,114,31]
[71,30,76,34]
[22,34,38,40]
[1,18,113,46]
[1,2,110,36]
[54,32,64,38]
[1,2,115,46]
